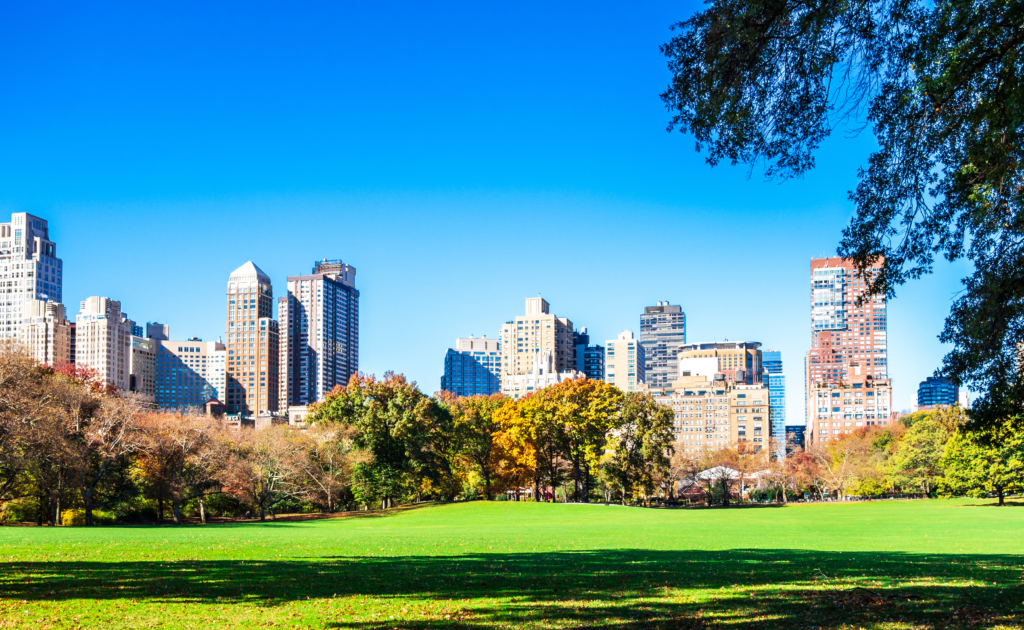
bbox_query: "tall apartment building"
[75,297,131,390]
[917,376,957,410]
[440,336,501,396]
[640,302,687,389]
[605,330,645,392]
[225,262,279,415]
[499,297,576,395]
[806,257,887,386]
[154,333,227,409]
[676,341,763,385]
[0,213,63,343]
[573,327,605,381]
[762,349,786,457]
[20,299,71,366]
[662,358,770,453]
[279,260,359,407]
[129,336,156,403]
[807,361,892,445]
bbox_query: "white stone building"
[76,297,131,390]
[0,213,64,344]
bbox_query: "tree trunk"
[158,497,164,524]
[85,505,93,527]
[199,497,206,524]
[484,470,492,501]
[172,496,182,525]
[997,485,1005,506]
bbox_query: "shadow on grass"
[2,549,1022,628]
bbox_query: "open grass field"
[1,499,1022,629]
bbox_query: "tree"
[492,396,544,501]
[135,412,228,524]
[226,425,306,520]
[542,378,624,503]
[298,425,355,513]
[602,392,675,504]
[885,410,957,495]
[806,429,883,498]
[661,1,1024,433]
[942,420,1024,506]
[444,393,505,500]
[307,372,432,509]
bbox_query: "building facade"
[605,330,645,392]
[155,335,227,409]
[662,363,770,453]
[441,336,501,396]
[279,260,359,407]
[502,349,584,399]
[573,327,604,381]
[762,349,787,458]
[917,376,957,409]
[225,262,279,414]
[805,257,888,389]
[785,425,806,455]
[640,302,687,389]
[806,361,893,446]
[129,335,157,403]
[75,297,131,390]
[676,341,763,385]
[19,299,71,366]
[499,297,576,395]
[0,213,63,344]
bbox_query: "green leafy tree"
[542,378,624,503]
[308,372,432,508]
[602,392,675,504]
[885,412,953,495]
[442,393,505,500]
[661,0,1024,433]
[942,420,1024,505]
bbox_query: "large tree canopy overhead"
[661,0,1024,432]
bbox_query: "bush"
[61,509,118,526]
[0,498,39,523]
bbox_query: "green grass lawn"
[1,499,1022,629]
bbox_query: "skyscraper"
[605,330,645,392]
[20,300,71,366]
[499,297,577,395]
[154,335,226,409]
[675,341,763,385]
[640,302,686,389]
[0,213,63,343]
[917,376,957,409]
[762,349,786,457]
[805,257,887,384]
[279,260,359,408]
[440,336,501,396]
[805,257,889,432]
[225,262,279,415]
[573,327,605,381]
[76,297,131,389]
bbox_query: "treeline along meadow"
[0,346,1020,525]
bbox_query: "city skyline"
[0,2,968,424]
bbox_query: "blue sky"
[0,1,968,422]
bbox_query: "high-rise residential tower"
[154,334,227,409]
[279,260,359,407]
[225,262,279,415]
[0,213,63,343]
[499,297,576,395]
[640,302,686,389]
[76,297,131,389]
[20,300,72,366]
[605,330,645,392]
[440,336,501,396]
[762,349,786,457]
[805,257,887,384]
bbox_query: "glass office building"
[763,349,786,458]
[441,337,502,397]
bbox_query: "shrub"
[61,509,118,526]
[0,498,39,523]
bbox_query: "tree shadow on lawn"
[2,548,1021,629]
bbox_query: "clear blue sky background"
[0,1,968,423]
